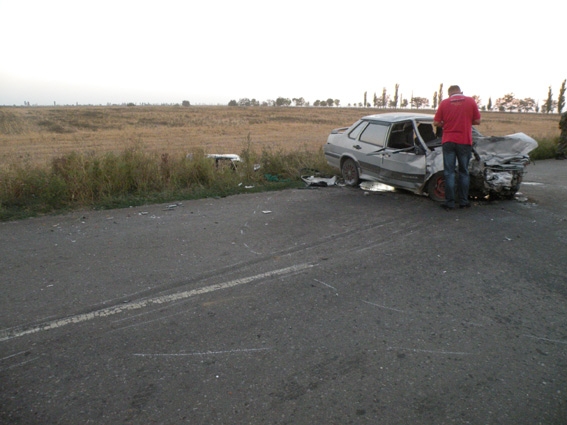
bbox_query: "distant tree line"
[486,79,564,113]
[224,79,566,113]
[364,80,566,113]
[227,97,340,107]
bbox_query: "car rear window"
[358,122,389,147]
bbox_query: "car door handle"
[353,144,362,150]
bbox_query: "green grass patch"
[530,136,559,161]
[0,142,333,221]
[0,134,555,221]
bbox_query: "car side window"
[358,122,389,147]
[347,121,368,140]
[416,123,437,143]
[387,122,415,149]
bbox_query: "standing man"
[556,111,567,160]
[433,85,481,210]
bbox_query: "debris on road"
[301,175,337,187]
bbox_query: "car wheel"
[427,172,446,202]
[341,158,360,186]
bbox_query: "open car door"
[374,121,427,190]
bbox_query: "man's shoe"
[459,204,471,209]
[441,204,454,211]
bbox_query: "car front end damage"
[324,113,538,202]
[468,132,537,199]
[422,131,537,200]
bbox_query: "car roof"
[361,112,434,123]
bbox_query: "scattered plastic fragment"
[359,181,396,192]
[264,174,291,182]
[301,175,337,187]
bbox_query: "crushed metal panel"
[474,132,538,166]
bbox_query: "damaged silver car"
[323,112,538,201]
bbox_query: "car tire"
[341,158,360,186]
[427,172,446,202]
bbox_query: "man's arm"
[472,100,481,126]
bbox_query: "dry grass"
[0,106,561,167]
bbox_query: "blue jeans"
[442,142,472,207]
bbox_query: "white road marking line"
[0,356,40,372]
[362,300,405,313]
[243,243,261,255]
[0,263,313,342]
[313,278,337,291]
[133,348,271,357]
[523,334,567,345]
[0,350,29,362]
[388,347,472,355]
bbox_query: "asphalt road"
[1,160,566,425]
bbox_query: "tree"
[518,98,536,113]
[544,86,553,114]
[326,98,335,107]
[292,97,305,107]
[557,79,566,114]
[228,100,238,107]
[364,91,367,108]
[487,97,492,111]
[438,83,444,104]
[472,95,481,108]
[389,84,399,108]
[182,100,191,107]
[373,91,387,108]
[432,91,438,109]
[411,97,429,109]
[275,97,291,107]
[334,99,340,107]
[495,93,517,112]
[238,98,251,107]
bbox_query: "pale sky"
[1,0,565,107]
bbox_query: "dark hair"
[448,85,462,95]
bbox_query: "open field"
[0,106,561,167]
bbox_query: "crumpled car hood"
[474,132,538,166]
